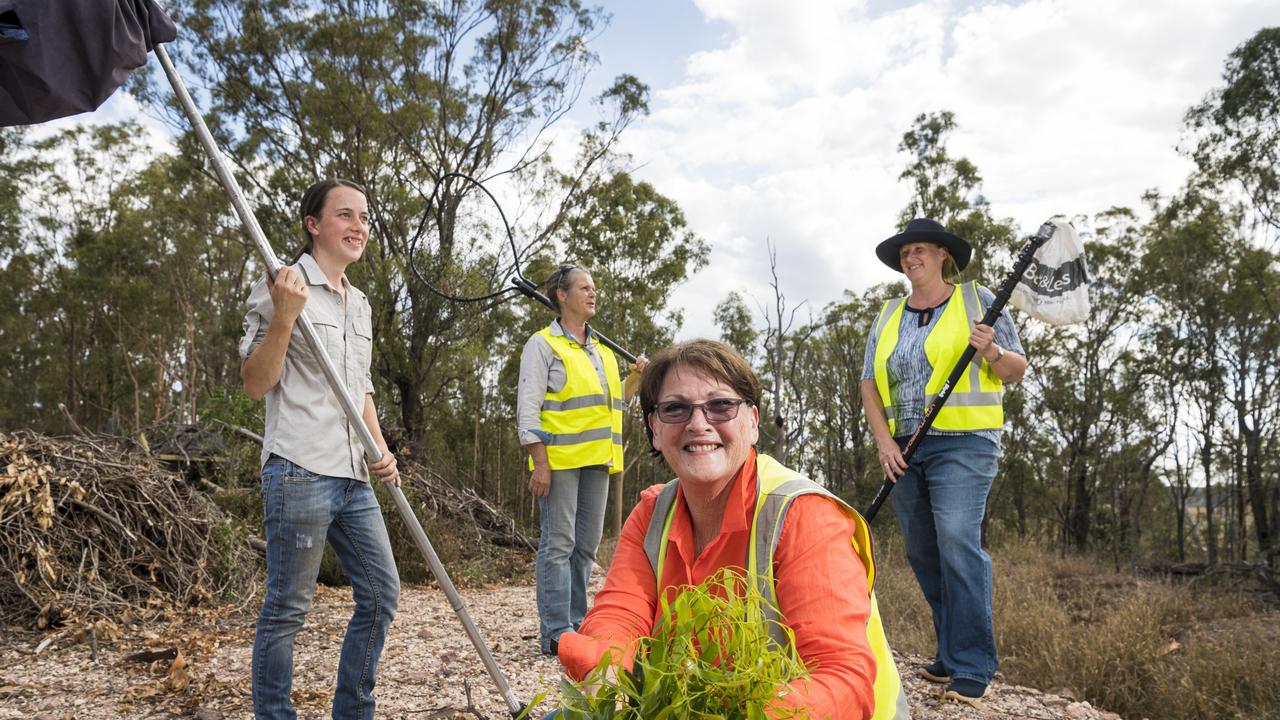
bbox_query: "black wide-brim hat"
[875,218,972,272]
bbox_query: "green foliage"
[714,291,759,362]
[559,568,810,720]
[0,124,250,435]
[1186,27,1280,229]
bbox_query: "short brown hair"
[639,339,762,461]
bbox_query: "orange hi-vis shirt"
[557,451,877,719]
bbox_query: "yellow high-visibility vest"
[644,454,909,720]
[533,326,624,474]
[872,281,1004,434]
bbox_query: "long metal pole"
[152,44,525,717]
[862,221,1057,523]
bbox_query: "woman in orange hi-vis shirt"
[555,340,908,720]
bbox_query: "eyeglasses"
[650,398,750,424]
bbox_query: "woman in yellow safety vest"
[557,340,908,720]
[517,263,645,656]
[860,218,1027,706]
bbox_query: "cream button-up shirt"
[239,253,375,481]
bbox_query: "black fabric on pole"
[0,0,175,127]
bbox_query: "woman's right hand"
[876,438,908,481]
[267,266,308,325]
[528,464,551,497]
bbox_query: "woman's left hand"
[969,320,996,354]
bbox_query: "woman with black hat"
[859,218,1026,706]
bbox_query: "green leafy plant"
[559,567,811,719]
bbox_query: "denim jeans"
[252,455,400,720]
[536,465,610,653]
[890,433,1000,685]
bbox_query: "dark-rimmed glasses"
[650,398,749,424]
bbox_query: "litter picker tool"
[863,220,1073,523]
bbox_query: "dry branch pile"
[403,460,535,554]
[0,431,260,630]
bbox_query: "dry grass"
[872,530,1280,720]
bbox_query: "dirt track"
[0,578,1123,719]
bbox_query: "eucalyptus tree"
[1183,27,1280,560]
[1186,27,1280,232]
[1020,210,1164,552]
[713,291,759,364]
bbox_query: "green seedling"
[559,567,812,719]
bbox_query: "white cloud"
[614,0,1280,341]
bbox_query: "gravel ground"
[0,575,1123,720]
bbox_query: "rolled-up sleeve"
[517,333,554,445]
[238,278,272,359]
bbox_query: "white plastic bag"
[1010,219,1091,325]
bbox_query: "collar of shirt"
[297,252,350,296]
[550,317,595,346]
[665,449,759,582]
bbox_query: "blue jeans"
[252,456,400,720]
[536,465,610,652]
[890,433,1000,685]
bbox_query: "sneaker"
[540,638,559,657]
[917,660,951,684]
[942,678,990,707]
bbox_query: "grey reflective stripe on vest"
[542,393,609,412]
[642,481,680,576]
[892,686,912,719]
[873,297,906,338]
[752,478,844,650]
[545,426,615,446]
[961,282,984,392]
[542,394,627,413]
[924,390,1003,407]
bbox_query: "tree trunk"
[1203,432,1217,565]
[1243,426,1272,559]
[1069,463,1091,551]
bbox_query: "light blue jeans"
[536,465,610,653]
[890,433,1000,685]
[252,455,400,720]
